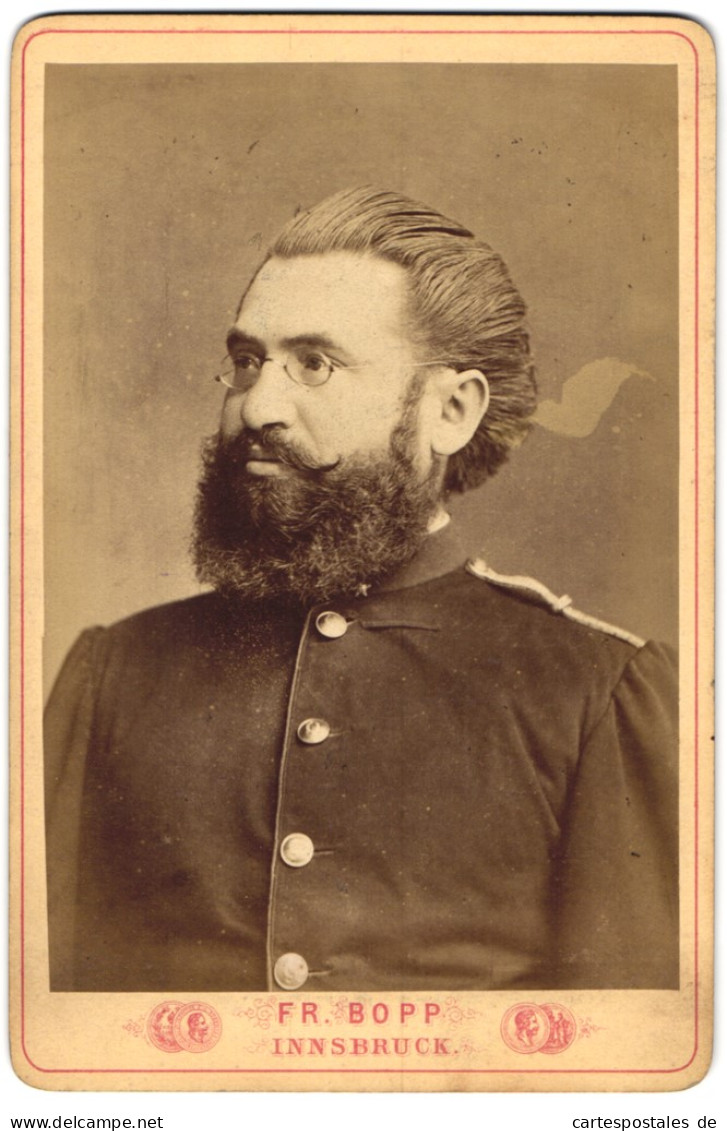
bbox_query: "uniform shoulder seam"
[466,557,645,649]
[110,591,219,629]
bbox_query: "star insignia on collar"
[355,582,371,598]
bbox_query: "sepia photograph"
[10,12,713,1093]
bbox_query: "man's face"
[189,1015,208,1042]
[517,1011,539,1041]
[220,251,436,475]
[193,251,448,604]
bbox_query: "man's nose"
[237,360,297,431]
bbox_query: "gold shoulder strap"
[466,558,646,649]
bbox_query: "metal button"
[280,833,315,868]
[274,952,309,990]
[315,611,348,639]
[297,718,331,745]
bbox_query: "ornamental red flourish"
[440,997,480,1028]
[236,997,278,1030]
[146,1001,185,1053]
[172,1001,223,1053]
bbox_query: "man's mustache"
[222,427,340,474]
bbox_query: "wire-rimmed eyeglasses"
[214,352,456,391]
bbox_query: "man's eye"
[301,353,330,374]
[233,355,262,373]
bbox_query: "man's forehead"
[235,252,415,348]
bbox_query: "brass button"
[315,611,348,639]
[274,952,309,990]
[280,833,315,868]
[297,718,331,745]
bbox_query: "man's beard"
[192,393,443,606]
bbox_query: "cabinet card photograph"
[10,13,714,1092]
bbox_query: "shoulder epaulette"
[466,557,646,649]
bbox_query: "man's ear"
[429,368,490,457]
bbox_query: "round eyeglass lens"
[288,355,334,386]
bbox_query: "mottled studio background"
[44,64,678,689]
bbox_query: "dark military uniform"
[44,526,678,993]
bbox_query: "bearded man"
[44,187,678,994]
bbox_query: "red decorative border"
[17,22,703,1080]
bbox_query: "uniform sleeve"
[44,628,107,989]
[551,640,679,989]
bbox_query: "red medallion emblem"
[500,1003,551,1053]
[501,1001,578,1055]
[146,1001,185,1053]
[539,1002,577,1054]
[172,1001,222,1053]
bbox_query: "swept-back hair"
[267,186,537,493]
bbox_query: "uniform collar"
[372,518,466,596]
[325,521,468,631]
[219,522,467,628]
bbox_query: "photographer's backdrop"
[43,63,678,688]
